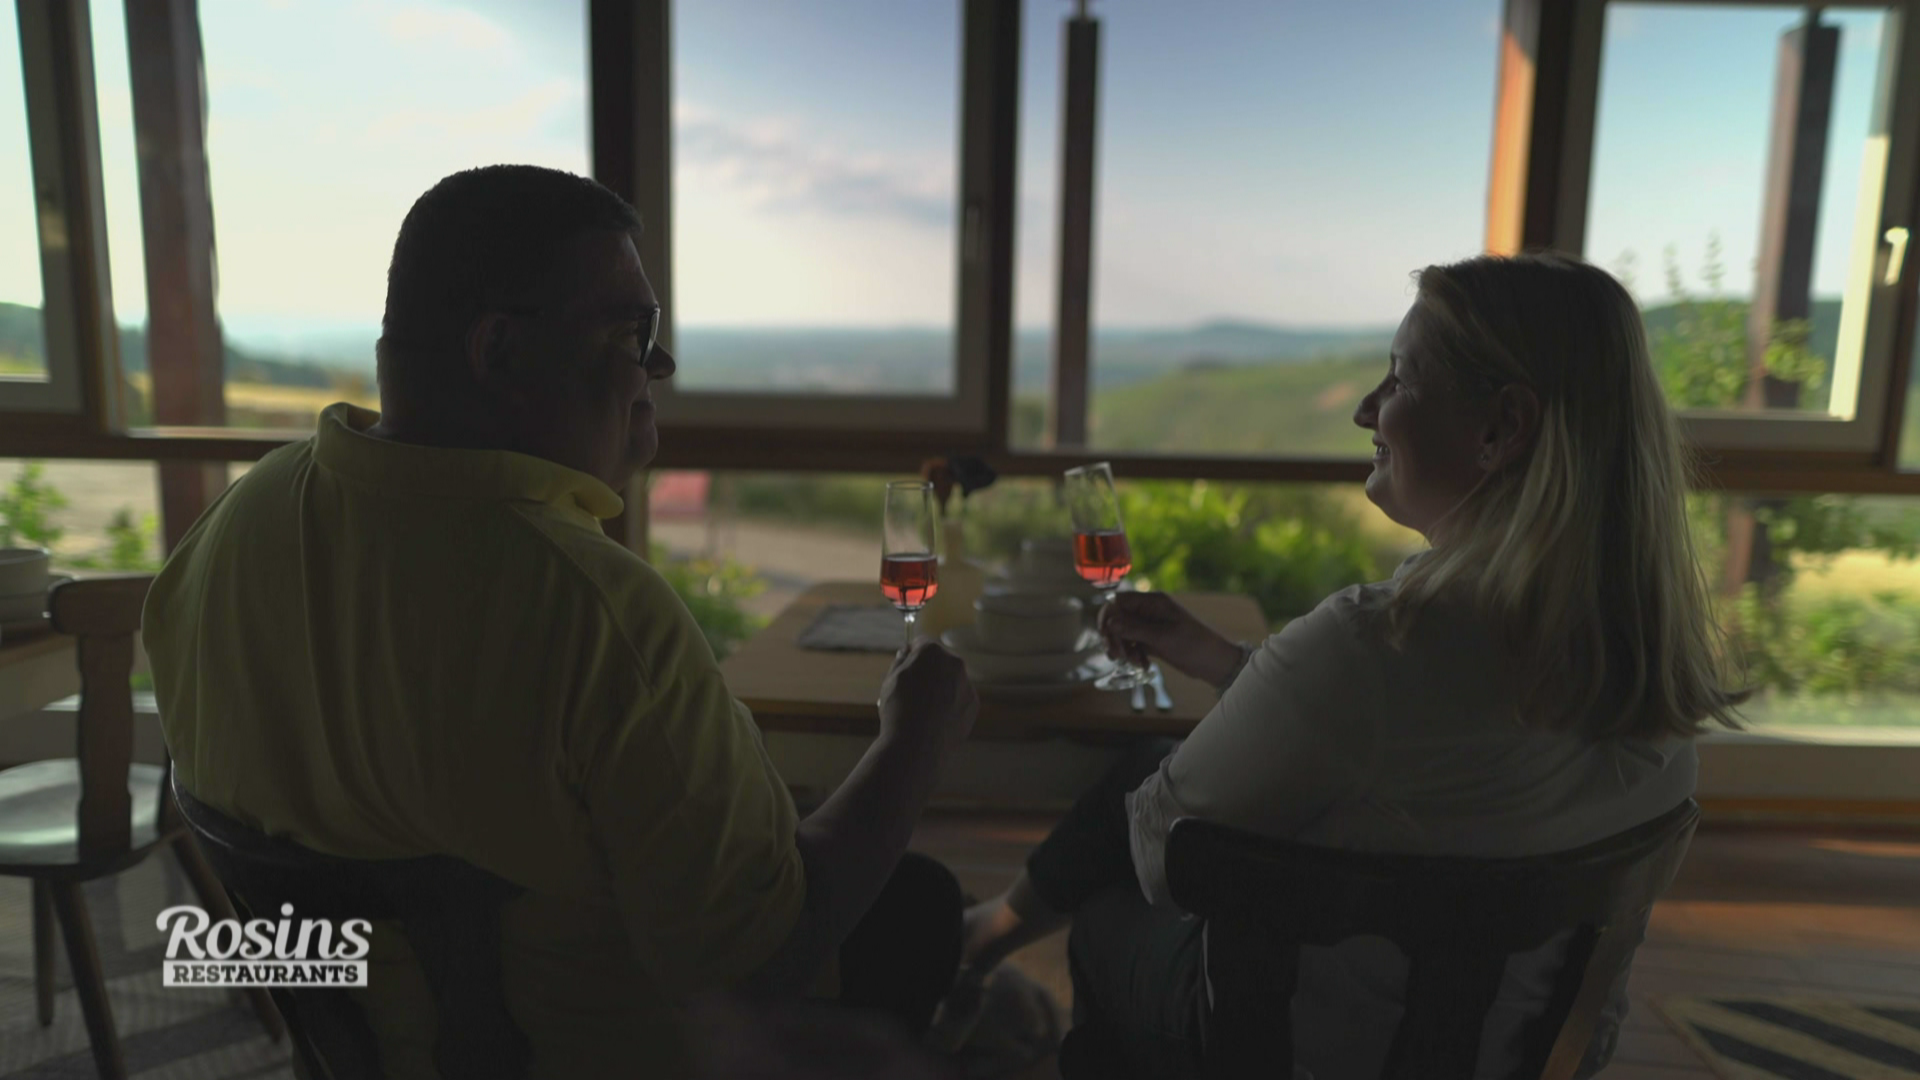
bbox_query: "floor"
[910,814,1920,1080]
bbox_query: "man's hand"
[877,639,978,751]
[1098,592,1245,688]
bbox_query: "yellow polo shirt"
[144,403,807,1078]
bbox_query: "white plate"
[942,626,1117,702]
[942,626,1103,682]
[971,653,1118,703]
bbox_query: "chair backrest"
[171,777,530,1080]
[1164,799,1700,1080]
[48,574,157,861]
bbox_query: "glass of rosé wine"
[881,480,940,643]
[1062,461,1146,691]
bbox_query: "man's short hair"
[378,165,643,392]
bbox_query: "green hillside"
[1091,353,1383,457]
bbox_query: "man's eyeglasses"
[492,302,664,368]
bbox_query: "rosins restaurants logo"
[157,904,372,987]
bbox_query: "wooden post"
[1050,4,1098,448]
[124,0,227,551]
[1725,16,1839,597]
[590,0,667,556]
[1485,0,1593,255]
[1745,17,1837,412]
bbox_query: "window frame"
[2,0,1920,506]
[1550,0,1920,457]
[1,0,122,432]
[610,0,1015,453]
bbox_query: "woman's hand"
[1098,591,1245,688]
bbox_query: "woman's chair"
[0,575,284,1079]
[1069,798,1699,1080]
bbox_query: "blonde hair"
[1386,252,1747,741]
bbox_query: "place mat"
[1656,995,1920,1079]
[796,604,912,652]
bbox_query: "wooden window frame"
[4,0,1920,506]
[1499,0,1920,472]
[3,0,121,433]
[599,0,1017,459]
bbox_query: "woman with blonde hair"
[942,253,1746,1078]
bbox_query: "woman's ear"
[1481,383,1542,471]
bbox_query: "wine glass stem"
[903,609,918,645]
[1100,587,1142,676]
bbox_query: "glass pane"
[671,2,959,395]
[1028,0,1498,457]
[1690,491,1920,731]
[1586,4,1890,417]
[0,459,163,572]
[0,12,47,382]
[95,0,590,431]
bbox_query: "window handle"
[1884,226,1910,287]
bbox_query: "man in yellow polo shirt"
[143,165,978,1078]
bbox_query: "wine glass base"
[1095,668,1148,692]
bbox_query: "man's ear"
[465,313,513,394]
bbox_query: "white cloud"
[675,99,952,229]
[377,2,512,54]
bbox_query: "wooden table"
[722,582,1270,741]
[0,624,79,725]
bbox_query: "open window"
[2,1,120,434]
[621,0,1014,456]
[1525,0,1920,460]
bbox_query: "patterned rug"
[0,856,292,1078]
[1658,996,1920,1080]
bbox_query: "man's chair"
[172,777,531,1080]
[1064,798,1700,1080]
[0,575,284,1080]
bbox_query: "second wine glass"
[1063,461,1148,691]
[881,480,940,644]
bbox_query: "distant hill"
[0,301,345,390]
[1089,353,1383,457]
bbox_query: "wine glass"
[1063,461,1146,691]
[881,480,940,643]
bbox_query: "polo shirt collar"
[312,402,626,523]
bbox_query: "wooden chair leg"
[33,879,56,1026]
[171,833,288,1042]
[48,880,127,1080]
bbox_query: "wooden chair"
[1079,799,1699,1080]
[0,575,283,1079]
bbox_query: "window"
[1020,0,1501,457]
[670,3,959,396]
[1693,491,1920,731]
[0,11,45,384]
[94,0,591,433]
[649,0,996,441]
[0,458,163,573]
[1579,1,1917,455]
[1,2,105,420]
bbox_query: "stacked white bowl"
[0,548,53,629]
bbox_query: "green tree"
[0,462,68,550]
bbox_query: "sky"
[0,0,1895,343]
